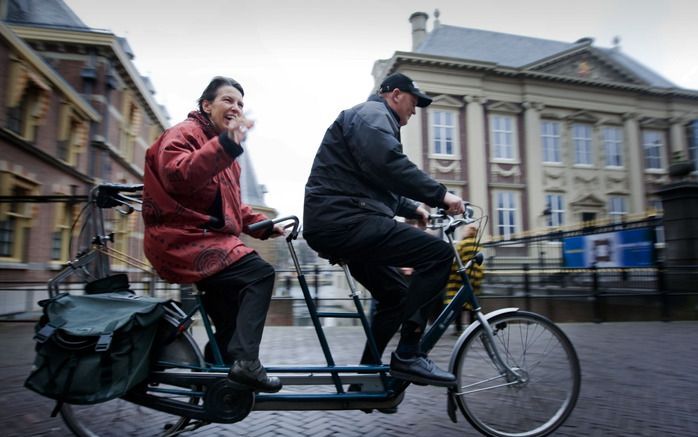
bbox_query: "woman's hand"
[227,115,255,144]
[270,224,285,238]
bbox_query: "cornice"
[390,52,698,100]
[9,24,169,129]
[0,22,100,121]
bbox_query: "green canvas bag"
[25,291,168,410]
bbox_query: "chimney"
[409,11,429,50]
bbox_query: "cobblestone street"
[2,321,697,436]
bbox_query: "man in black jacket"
[303,73,464,387]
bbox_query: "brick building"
[0,0,277,315]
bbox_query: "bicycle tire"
[60,313,205,436]
[452,311,580,437]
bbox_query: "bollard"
[592,263,602,323]
[523,264,530,311]
[657,261,669,321]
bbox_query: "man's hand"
[443,192,465,215]
[415,204,430,228]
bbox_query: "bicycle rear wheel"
[453,311,580,437]
[60,314,204,436]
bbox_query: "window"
[545,194,565,227]
[431,110,456,155]
[6,61,51,141]
[541,121,561,163]
[51,202,76,262]
[120,92,141,161]
[0,217,14,257]
[689,120,698,171]
[490,114,516,160]
[608,196,627,223]
[0,176,36,261]
[603,126,623,167]
[110,209,133,268]
[495,191,517,239]
[572,123,593,165]
[57,104,88,166]
[642,130,664,170]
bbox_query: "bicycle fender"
[447,307,519,374]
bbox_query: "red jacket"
[142,111,269,284]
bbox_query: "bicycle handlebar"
[248,215,301,241]
[91,183,143,212]
[428,202,477,235]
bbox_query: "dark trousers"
[196,252,275,361]
[305,216,453,364]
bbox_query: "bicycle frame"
[156,216,403,413]
[50,183,523,422]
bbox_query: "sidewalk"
[2,321,697,436]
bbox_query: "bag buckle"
[34,317,65,343]
[95,333,113,352]
[34,324,56,343]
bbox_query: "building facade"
[374,11,698,246]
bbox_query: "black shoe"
[389,352,456,387]
[227,359,282,393]
[347,384,398,414]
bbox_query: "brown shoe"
[228,359,282,393]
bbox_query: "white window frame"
[430,109,458,157]
[545,193,565,227]
[608,195,627,223]
[494,190,519,240]
[690,120,698,171]
[603,126,624,168]
[541,120,562,164]
[572,123,593,166]
[490,114,517,162]
[642,130,664,170]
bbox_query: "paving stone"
[1,321,698,436]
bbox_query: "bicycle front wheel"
[453,311,580,437]
[60,315,205,436]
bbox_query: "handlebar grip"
[248,219,274,233]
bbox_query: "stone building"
[373,11,698,249]
[0,0,276,315]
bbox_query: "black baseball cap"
[379,73,433,107]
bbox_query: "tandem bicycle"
[42,183,580,437]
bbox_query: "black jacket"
[303,95,447,233]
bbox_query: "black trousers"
[196,252,275,361]
[304,216,453,364]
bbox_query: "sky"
[64,0,698,218]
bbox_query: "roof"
[5,0,89,30]
[415,24,675,88]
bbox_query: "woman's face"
[202,85,244,133]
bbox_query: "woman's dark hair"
[197,76,244,113]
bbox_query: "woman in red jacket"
[142,76,283,393]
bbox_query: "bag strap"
[50,354,79,417]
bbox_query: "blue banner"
[562,228,655,268]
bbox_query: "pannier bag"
[25,291,168,408]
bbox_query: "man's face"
[392,90,418,126]
[202,85,244,133]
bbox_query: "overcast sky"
[64,0,698,217]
